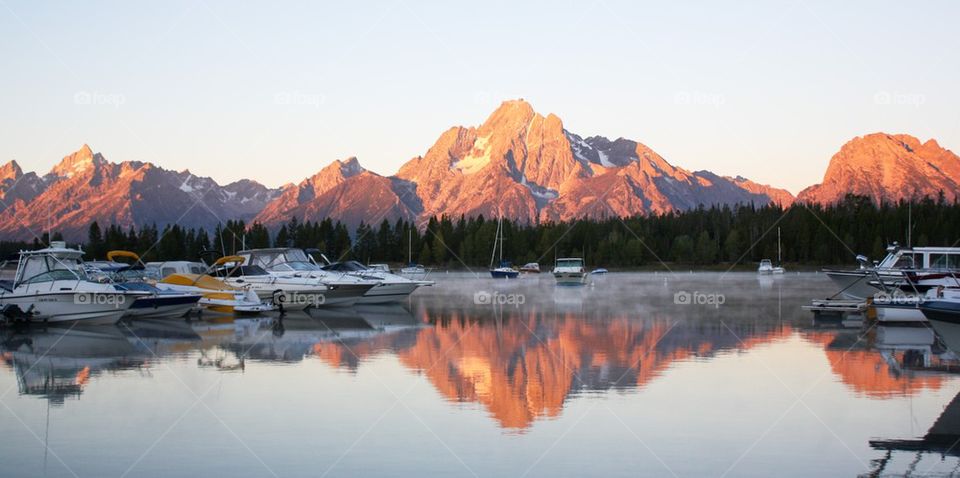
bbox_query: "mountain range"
[0,100,956,241]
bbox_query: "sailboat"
[758,228,786,274]
[489,216,519,279]
[773,227,785,274]
[399,225,429,279]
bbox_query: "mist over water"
[1,273,958,477]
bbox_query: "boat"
[368,263,392,274]
[399,227,431,279]
[553,257,586,285]
[488,216,519,279]
[519,263,540,274]
[155,261,273,315]
[591,268,609,275]
[0,242,146,325]
[93,251,202,320]
[920,287,960,354]
[235,248,379,307]
[758,259,775,274]
[321,259,433,304]
[773,227,785,274]
[824,243,960,300]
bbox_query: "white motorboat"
[235,249,378,307]
[0,242,146,325]
[321,259,433,304]
[825,244,960,300]
[553,257,586,286]
[519,263,541,274]
[758,259,775,275]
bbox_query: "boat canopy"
[160,273,241,291]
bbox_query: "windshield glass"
[557,259,583,268]
[282,261,317,271]
[18,255,86,284]
[21,269,83,284]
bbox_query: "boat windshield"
[212,265,270,278]
[556,259,583,268]
[17,254,86,285]
[248,249,313,270]
[323,261,368,272]
[19,269,84,285]
[280,261,318,272]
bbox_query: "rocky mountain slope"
[255,100,794,229]
[798,133,960,204]
[0,145,279,240]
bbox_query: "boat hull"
[490,269,519,279]
[317,283,377,307]
[920,300,960,324]
[126,295,201,320]
[825,270,888,300]
[553,272,586,286]
[356,282,421,304]
[1,291,136,325]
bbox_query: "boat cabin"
[237,248,319,272]
[12,242,88,287]
[876,244,960,271]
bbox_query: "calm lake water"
[2,272,959,477]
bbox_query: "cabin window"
[892,254,916,268]
[190,266,204,274]
[929,254,960,269]
[161,267,178,277]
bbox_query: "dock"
[802,298,866,314]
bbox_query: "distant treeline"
[2,194,959,268]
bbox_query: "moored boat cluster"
[0,242,435,325]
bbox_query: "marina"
[3,272,960,476]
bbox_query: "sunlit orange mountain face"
[4,100,954,240]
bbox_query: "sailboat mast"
[489,216,500,269]
[499,217,503,264]
[777,227,781,265]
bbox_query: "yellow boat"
[156,258,273,315]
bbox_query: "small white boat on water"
[758,228,786,274]
[0,242,146,325]
[519,263,540,274]
[553,257,586,286]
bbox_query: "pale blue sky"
[1,0,957,193]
